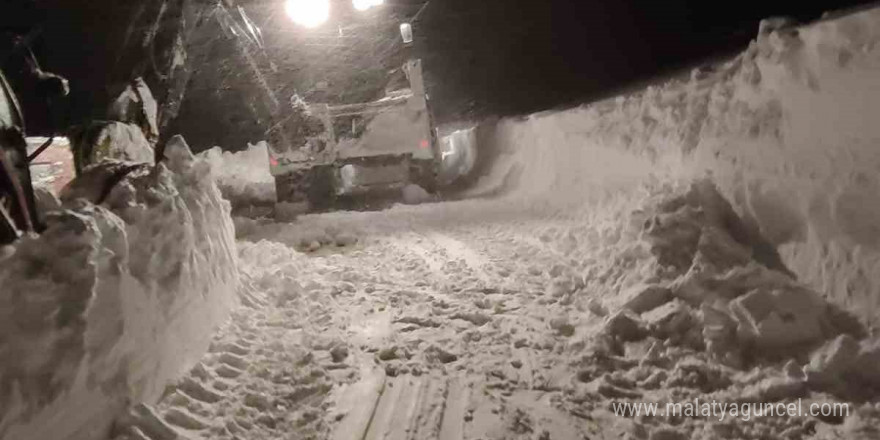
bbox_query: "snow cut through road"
[116,180,880,440]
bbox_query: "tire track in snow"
[117,203,599,440]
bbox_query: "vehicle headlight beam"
[285,0,330,28]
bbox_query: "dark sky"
[3,0,877,134]
[412,0,876,122]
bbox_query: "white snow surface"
[201,141,276,208]
[471,7,880,327]
[7,6,880,440]
[0,137,239,440]
[156,7,880,440]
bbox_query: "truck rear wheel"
[274,166,336,214]
[305,166,335,211]
[409,159,439,193]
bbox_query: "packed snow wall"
[476,7,880,327]
[0,139,239,440]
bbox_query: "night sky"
[410,0,876,122]
[3,0,878,134]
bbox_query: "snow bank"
[477,7,880,327]
[561,180,880,439]
[200,141,276,210]
[586,180,866,368]
[0,137,239,440]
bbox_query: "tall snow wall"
[0,141,239,440]
[478,7,880,327]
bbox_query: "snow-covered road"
[161,199,619,440]
[118,184,880,440]
[110,8,880,439]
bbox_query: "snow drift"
[0,137,239,440]
[201,141,276,211]
[474,6,880,327]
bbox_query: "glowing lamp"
[285,0,330,28]
[400,23,413,44]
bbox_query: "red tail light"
[270,157,279,167]
[420,139,430,149]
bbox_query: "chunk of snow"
[1,136,238,440]
[200,141,276,210]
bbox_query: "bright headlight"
[285,0,330,28]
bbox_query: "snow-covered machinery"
[1,33,69,244]
[0,69,39,244]
[268,58,440,212]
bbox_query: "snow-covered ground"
[122,181,880,439]
[472,8,880,327]
[107,7,880,440]
[6,5,880,440]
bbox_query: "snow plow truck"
[267,59,439,213]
